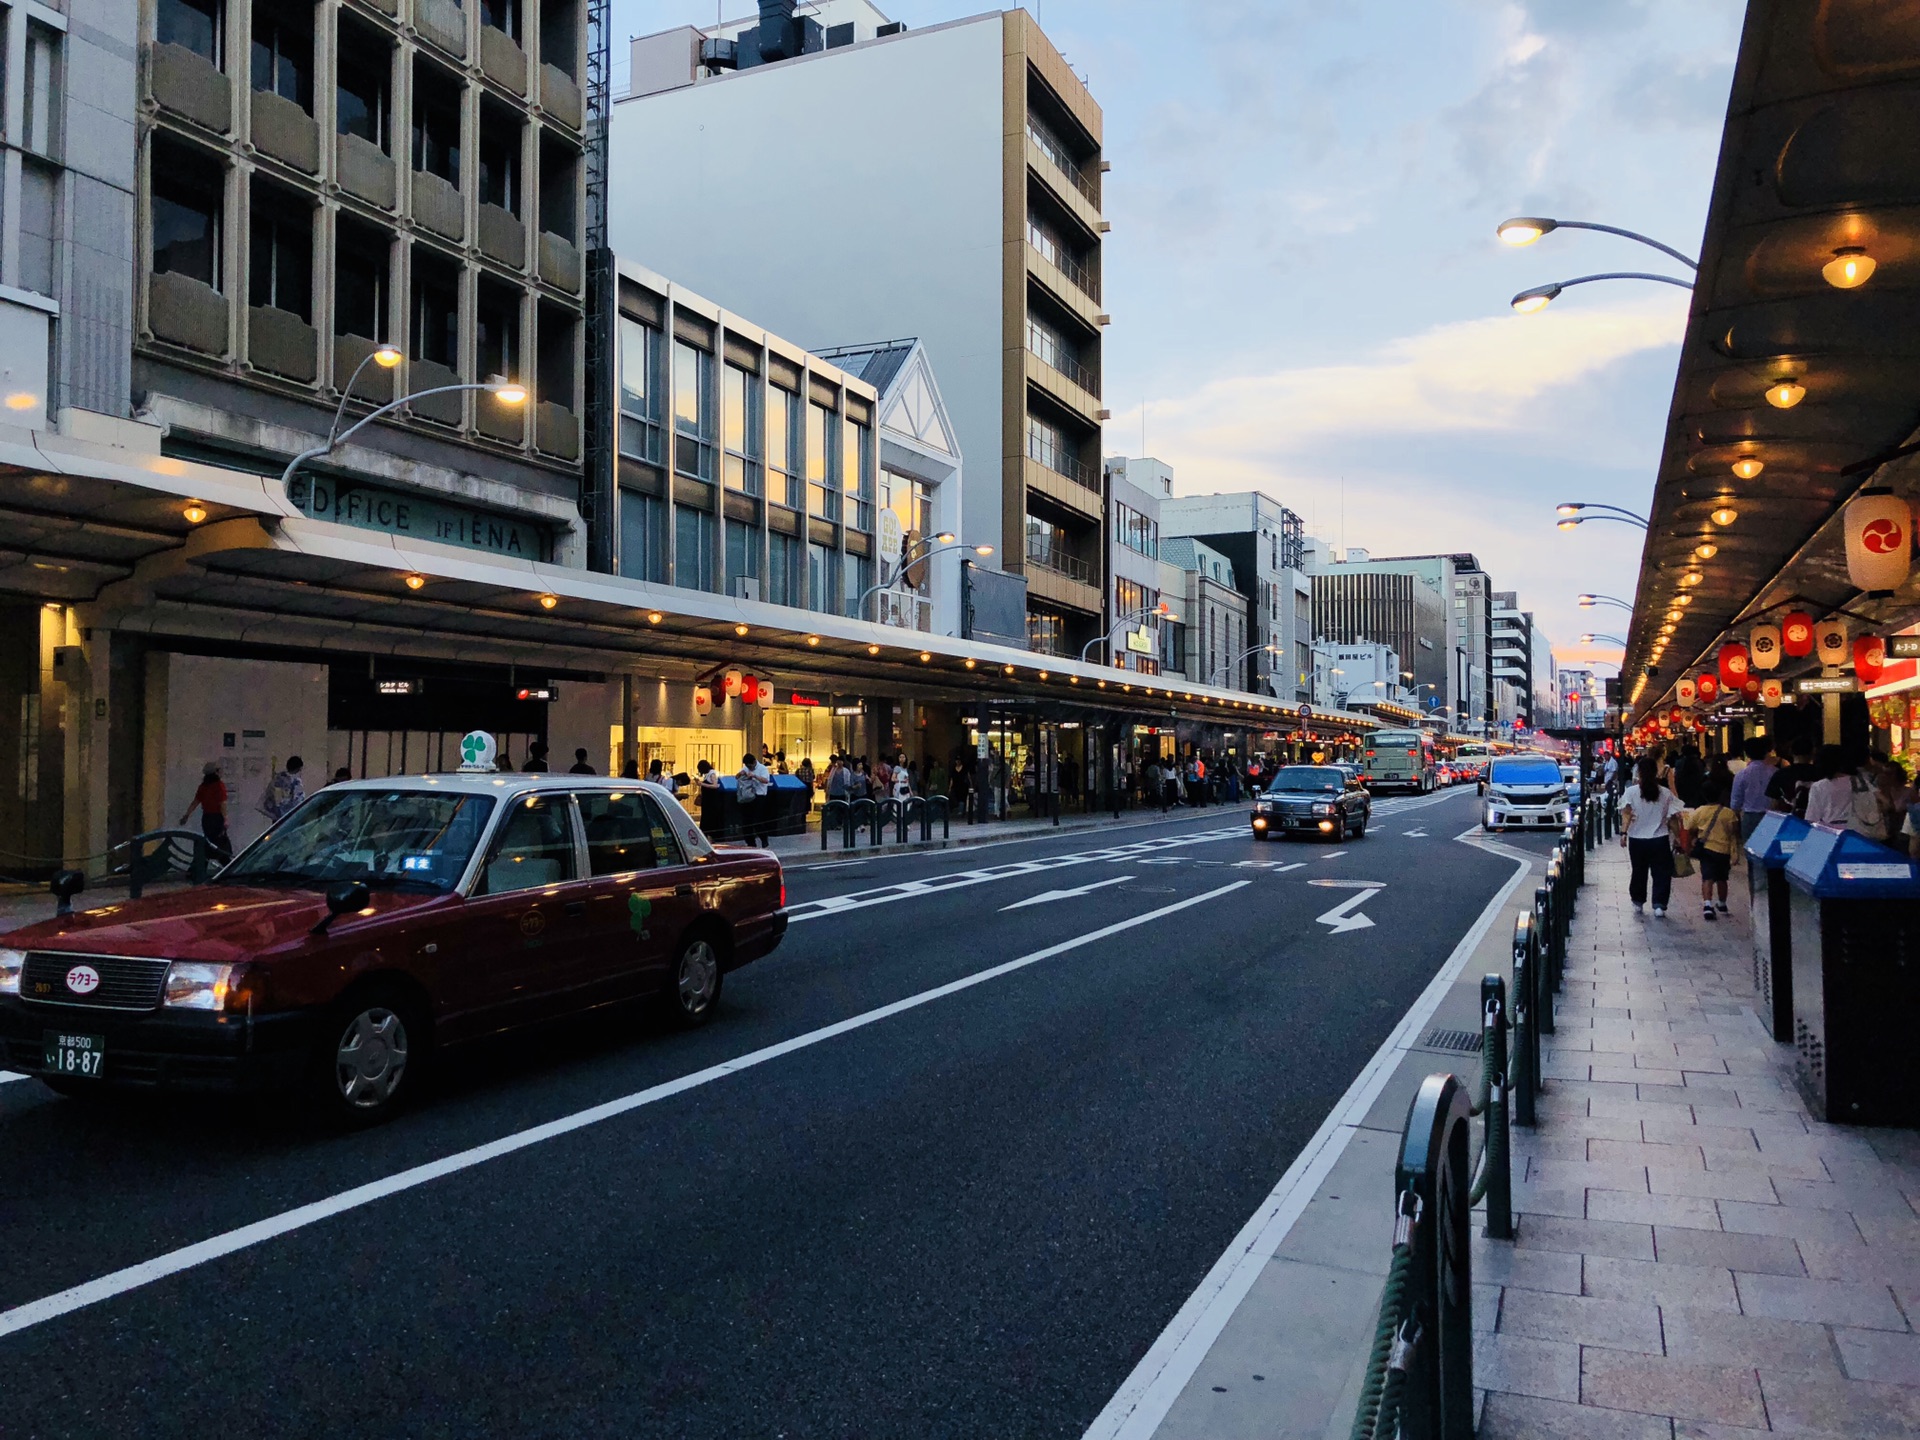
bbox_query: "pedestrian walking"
[1872,759,1909,847]
[1619,754,1684,918]
[620,758,641,779]
[796,756,816,791]
[568,747,596,775]
[329,766,352,785]
[179,761,233,864]
[1685,781,1740,921]
[259,755,306,824]
[1803,746,1884,836]
[1728,735,1779,843]
[696,759,722,835]
[736,751,773,846]
[522,741,550,773]
[1767,738,1818,818]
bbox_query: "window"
[673,340,714,481]
[248,182,312,319]
[480,0,520,42]
[806,401,837,523]
[842,552,871,619]
[476,279,520,384]
[808,541,837,614]
[618,318,661,463]
[158,0,222,64]
[251,0,312,110]
[1026,313,1092,388]
[23,22,61,158]
[409,248,460,369]
[725,518,759,598]
[1115,502,1158,559]
[539,0,579,78]
[411,59,461,182]
[150,137,225,290]
[845,416,872,531]
[480,794,577,895]
[618,489,666,583]
[478,101,521,213]
[336,19,391,150]
[767,531,801,608]
[722,364,762,495]
[675,505,714,592]
[538,135,578,241]
[1025,412,1092,487]
[537,303,574,410]
[577,791,663,876]
[767,384,801,509]
[879,470,932,594]
[1027,609,1065,656]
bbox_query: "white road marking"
[1313,889,1382,933]
[1403,829,1428,838]
[1081,843,1535,1440]
[1270,862,1306,872]
[999,875,1135,912]
[0,1072,29,1085]
[0,882,1252,1343]
[1318,850,1347,860]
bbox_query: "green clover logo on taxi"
[462,734,489,763]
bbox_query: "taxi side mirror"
[312,881,372,936]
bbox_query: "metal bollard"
[1481,974,1513,1241]
[1511,914,1536,1127]
[1534,885,1556,1032]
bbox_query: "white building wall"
[610,17,1009,564]
[161,655,330,853]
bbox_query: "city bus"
[1360,727,1438,794]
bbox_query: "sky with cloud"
[614,0,1747,673]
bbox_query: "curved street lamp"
[1081,600,1174,663]
[280,354,528,490]
[1496,216,1699,271]
[1556,502,1649,532]
[1510,272,1694,313]
[1579,633,1628,646]
[857,539,993,621]
[1577,593,1635,612]
[1209,642,1278,690]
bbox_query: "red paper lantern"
[1781,611,1814,657]
[1855,635,1888,686]
[1668,707,1683,724]
[1717,643,1751,689]
[1696,672,1720,702]
[1743,677,1761,697]
[740,675,759,705]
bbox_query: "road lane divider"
[0,882,1252,1343]
[999,875,1135,912]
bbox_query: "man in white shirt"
[735,752,773,847]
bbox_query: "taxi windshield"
[225,789,497,892]
[1269,767,1345,792]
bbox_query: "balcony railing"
[1028,339,1098,395]
[1026,431,1100,491]
[1027,120,1100,208]
[1026,539,1093,585]
[1030,235,1100,303]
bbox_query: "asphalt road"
[0,787,1547,1438]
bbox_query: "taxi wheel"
[1353,816,1368,839]
[666,932,726,1029]
[308,985,424,1127]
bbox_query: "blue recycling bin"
[1784,825,1920,1125]
[1745,813,1810,1043]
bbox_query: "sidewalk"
[1475,841,1920,1438]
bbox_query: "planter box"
[359,0,398,12]
[248,305,317,382]
[148,271,228,354]
[480,26,527,94]
[336,132,396,209]
[536,401,580,460]
[333,334,397,402]
[538,231,582,293]
[411,169,464,242]
[251,90,318,172]
[414,0,467,59]
[408,358,464,426]
[147,41,231,134]
[477,397,525,444]
[478,202,525,268]
[541,64,582,130]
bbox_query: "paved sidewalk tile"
[1496,1287,1663,1354]
[1474,1332,1582,1402]
[1758,1369,1920,1436]
[1835,1326,1920,1385]
[1651,1225,1804,1276]
[1479,1391,1674,1439]
[1583,1253,1740,1312]
[1579,1349,1766,1429]
[1516,1213,1657,1261]
[1661,1304,1841,1376]
[1734,1265,1909,1331]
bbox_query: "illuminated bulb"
[492,380,529,405]
[1511,289,1555,314]
[805,634,820,646]
[1497,217,1551,247]
[403,573,427,590]
[1731,458,1764,480]
[1693,542,1718,560]
[1822,246,1875,289]
[1039,670,1050,681]
[964,658,976,670]
[734,623,749,637]
[537,592,559,610]
[1710,506,1738,526]
[1676,593,1694,606]
[182,501,208,525]
[867,644,881,656]
[919,651,931,663]
[1557,519,1580,531]
[372,344,403,368]
[647,611,663,624]
[1555,503,1581,517]
[1765,378,1805,409]
[1004,664,1014,675]
[1069,676,1079,684]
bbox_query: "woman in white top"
[1619,754,1686,917]
[1802,745,1883,835]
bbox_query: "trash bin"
[1744,812,1809,1043]
[1783,825,1920,1125]
[767,774,811,836]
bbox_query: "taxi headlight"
[0,948,22,995]
[162,961,236,1011]
[1313,803,1336,815]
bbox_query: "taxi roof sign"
[457,730,498,772]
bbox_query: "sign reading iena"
[287,476,548,560]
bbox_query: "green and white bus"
[1361,727,1437,794]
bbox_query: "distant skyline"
[613,0,1746,677]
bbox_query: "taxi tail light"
[780,880,787,910]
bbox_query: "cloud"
[1612,54,1734,130]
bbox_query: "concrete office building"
[1103,456,1172,676]
[1492,590,1529,725]
[613,2,1111,657]
[1159,537,1249,691]
[1311,550,1492,731]
[1157,490,1313,701]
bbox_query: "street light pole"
[857,539,993,621]
[1556,502,1649,533]
[1496,216,1699,271]
[1081,601,1173,664]
[279,365,529,492]
[1577,593,1635,612]
[1209,642,1278,690]
[1510,271,1694,314]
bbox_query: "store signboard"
[833,706,864,716]
[287,475,548,560]
[1890,635,1920,659]
[376,679,424,696]
[1124,626,1155,655]
[1796,676,1859,694]
[788,692,823,707]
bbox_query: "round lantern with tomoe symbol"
[756,676,775,707]
[1668,706,1684,724]
[1855,635,1888,686]
[722,668,744,698]
[1696,672,1720,702]
[1749,623,1781,671]
[1781,611,1814,658]
[1717,642,1751,689]
[1844,488,1913,595]
[693,684,713,715]
[1675,677,1697,707]
[1760,677,1784,708]
[1816,617,1850,668]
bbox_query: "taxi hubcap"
[336,1007,409,1108]
[678,941,718,1014]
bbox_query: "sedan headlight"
[0,948,22,996]
[1313,803,1336,815]
[162,961,237,1011]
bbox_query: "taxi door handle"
[563,901,586,917]
[674,884,695,897]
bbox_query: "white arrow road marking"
[1404,829,1428,838]
[1315,887,1383,934]
[999,875,1136,911]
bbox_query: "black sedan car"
[1251,765,1372,842]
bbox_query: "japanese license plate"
[43,1031,105,1078]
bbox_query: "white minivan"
[1482,754,1573,832]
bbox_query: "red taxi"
[0,774,787,1123]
